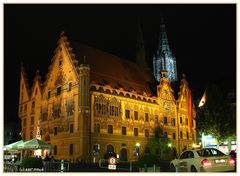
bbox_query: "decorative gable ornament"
[55,70,66,86]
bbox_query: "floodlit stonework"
[153,18,177,83]
[18,32,196,162]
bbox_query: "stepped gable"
[70,42,155,96]
[30,70,42,96]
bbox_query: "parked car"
[170,148,235,172]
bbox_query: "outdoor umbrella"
[24,138,51,150]
[12,140,26,150]
[5,140,26,151]
[5,140,26,161]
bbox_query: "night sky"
[4,4,236,124]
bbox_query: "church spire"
[158,17,171,53]
[153,16,177,83]
[136,19,149,71]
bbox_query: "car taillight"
[229,157,235,165]
[201,159,212,166]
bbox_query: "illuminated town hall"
[18,23,196,162]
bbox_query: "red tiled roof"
[70,42,155,96]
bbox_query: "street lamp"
[134,143,140,157]
[136,142,140,147]
[168,143,172,148]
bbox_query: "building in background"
[18,31,196,162]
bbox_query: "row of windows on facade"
[20,83,73,114]
[41,103,74,121]
[22,123,74,140]
[95,144,172,157]
[125,110,190,126]
[20,81,72,113]
[52,144,165,157]
[95,107,192,126]
[19,141,169,157]
[24,122,193,140]
[22,111,192,129]
[94,123,193,140]
[47,82,73,99]
[52,144,140,157]
[23,113,191,132]
[20,100,74,115]
[21,104,74,126]
[20,101,36,114]
[52,124,74,136]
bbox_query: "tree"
[196,84,236,143]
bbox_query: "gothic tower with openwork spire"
[153,17,177,82]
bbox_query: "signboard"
[108,164,116,170]
[109,157,116,164]
[108,157,117,170]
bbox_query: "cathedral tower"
[153,17,177,82]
